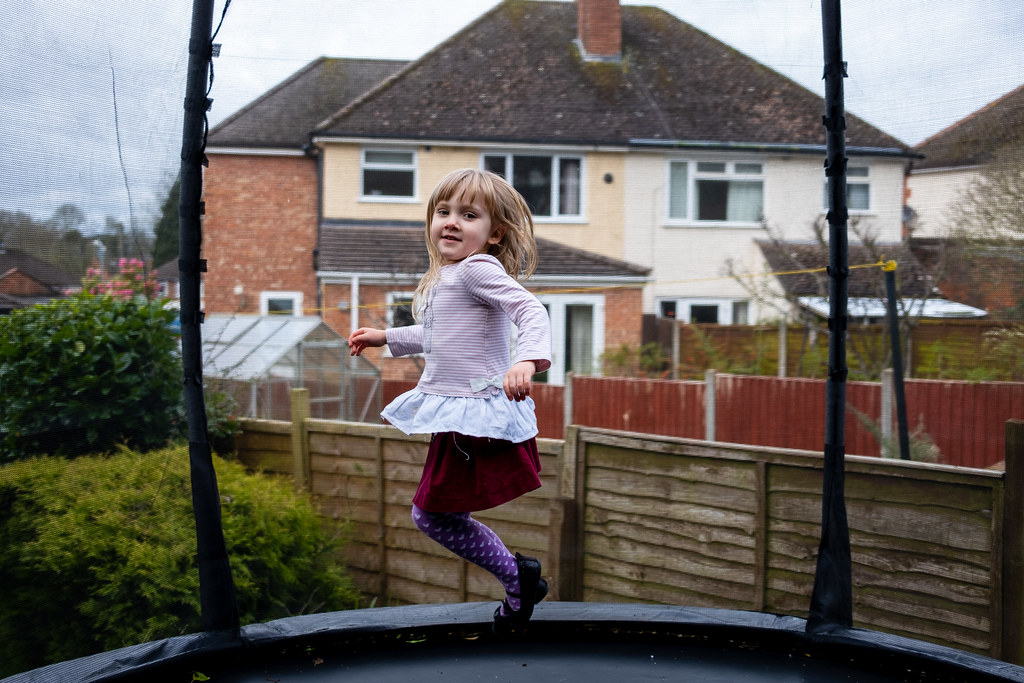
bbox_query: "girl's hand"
[503,360,537,402]
[348,327,386,356]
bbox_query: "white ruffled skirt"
[381,389,539,443]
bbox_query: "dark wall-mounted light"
[603,173,614,184]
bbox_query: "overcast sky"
[2,0,1021,235]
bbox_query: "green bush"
[0,445,359,676]
[0,293,181,460]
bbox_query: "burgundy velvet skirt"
[412,432,542,513]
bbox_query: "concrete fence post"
[880,369,893,458]
[290,388,311,491]
[705,369,717,442]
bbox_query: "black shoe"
[492,553,547,634]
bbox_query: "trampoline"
[9,603,1023,682]
[6,1,1023,682]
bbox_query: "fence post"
[778,318,787,378]
[1003,419,1024,664]
[880,369,893,457]
[563,372,574,432]
[290,388,311,491]
[705,369,717,442]
[551,425,582,601]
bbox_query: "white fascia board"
[317,271,422,286]
[206,146,306,157]
[309,136,628,153]
[908,163,985,175]
[524,274,652,288]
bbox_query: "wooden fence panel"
[233,403,1018,661]
[571,429,1006,658]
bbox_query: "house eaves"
[629,139,919,159]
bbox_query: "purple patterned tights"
[411,504,521,612]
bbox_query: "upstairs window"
[483,153,582,218]
[823,165,871,212]
[669,160,764,224]
[362,149,415,199]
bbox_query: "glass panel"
[847,166,869,177]
[725,180,763,222]
[696,179,728,220]
[848,183,870,210]
[735,163,762,174]
[512,155,552,216]
[565,304,594,375]
[365,150,412,165]
[267,298,294,315]
[558,157,581,215]
[668,161,688,219]
[733,300,749,325]
[363,169,413,197]
[483,155,506,178]
[696,162,726,173]
[690,304,719,324]
[660,300,677,318]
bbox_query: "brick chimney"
[577,0,621,61]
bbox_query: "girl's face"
[429,190,502,264]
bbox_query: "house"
[904,84,1024,318]
[205,0,914,380]
[905,83,1024,239]
[153,258,180,304]
[0,245,79,314]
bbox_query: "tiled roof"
[913,83,1024,171]
[317,220,650,279]
[757,240,933,299]
[208,57,410,148]
[0,248,79,290]
[318,1,908,151]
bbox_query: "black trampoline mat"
[212,638,899,683]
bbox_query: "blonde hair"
[413,168,537,321]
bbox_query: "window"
[260,291,303,317]
[823,165,871,212]
[483,153,582,218]
[657,297,750,325]
[669,160,763,224]
[386,292,415,328]
[361,149,415,199]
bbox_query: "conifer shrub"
[0,291,181,460]
[0,445,359,676]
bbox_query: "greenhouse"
[202,315,380,422]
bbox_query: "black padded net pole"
[178,0,240,635]
[807,0,854,635]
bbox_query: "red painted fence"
[380,375,1024,469]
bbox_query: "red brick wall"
[202,153,319,315]
[0,270,50,296]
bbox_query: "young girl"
[348,168,552,633]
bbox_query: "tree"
[944,142,1024,319]
[151,177,180,268]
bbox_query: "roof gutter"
[628,138,920,159]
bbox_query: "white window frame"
[657,297,749,325]
[360,148,417,202]
[666,159,764,227]
[822,164,872,213]
[259,291,303,317]
[535,293,604,384]
[382,290,417,357]
[480,152,585,221]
